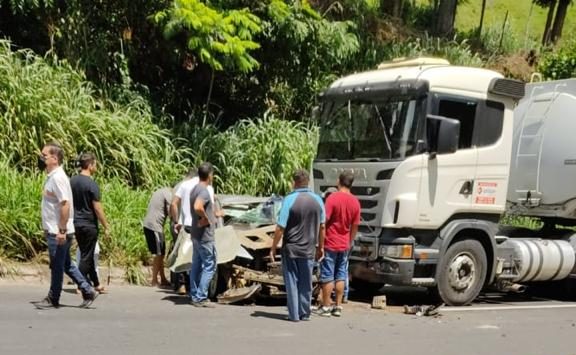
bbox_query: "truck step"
[411,278,436,287]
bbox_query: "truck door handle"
[459,180,473,196]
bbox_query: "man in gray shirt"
[143,187,173,287]
[189,162,217,307]
[270,169,326,321]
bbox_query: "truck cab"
[313,58,526,305]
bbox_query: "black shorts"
[144,227,166,256]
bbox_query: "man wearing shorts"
[317,171,360,317]
[143,187,173,287]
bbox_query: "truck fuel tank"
[499,238,575,282]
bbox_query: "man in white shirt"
[171,172,214,231]
[35,142,98,309]
[169,169,216,295]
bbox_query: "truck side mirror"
[426,114,460,159]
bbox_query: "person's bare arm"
[170,196,181,223]
[269,226,284,262]
[194,197,210,227]
[316,223,325,261]
[349,224,359,247]
[93,201,110,237]
[57,200,70,245]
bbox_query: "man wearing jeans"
[270,169,325,322]
[317,171,360,317]
[188,162,218,307]
[36,142,98,309]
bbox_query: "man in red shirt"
[317,171,360,317]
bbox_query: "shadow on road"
[161,294,190,305]
[250,310,288,321]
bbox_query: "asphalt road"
[1,282,576,355]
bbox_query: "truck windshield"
[317,96,425,160]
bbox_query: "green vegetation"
[454,1,576,41]
[538,40,576,79]
[1,0,575,280]
[194,114,318,196]
[0,40,187,188]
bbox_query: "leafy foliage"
[155,0,262,73]
[193,113,318,196]
[0,40,188,187]
[539,40,576,79]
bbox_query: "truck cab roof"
[328,60,504,98]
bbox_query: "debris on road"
[403,303,444,317]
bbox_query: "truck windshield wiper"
[374,105,393,159]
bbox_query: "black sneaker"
[35,296,60,309]
[79,290,99,308]
[191,299,215,308]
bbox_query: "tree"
[477,0,487,38]
[550,0,571,43]
[534,0,572,46]
[154,0,262,73]
[435,0,458,36]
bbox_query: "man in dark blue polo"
[270,169,325,322]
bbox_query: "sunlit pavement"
[1,281,575,355]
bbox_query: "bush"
[0,40,188,188]
[538,40,576,80]
[193,113,318,196]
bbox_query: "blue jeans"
[46,233,92,303]
[282,256,314,321]
[320,250,349,283]
[189,238,216,303]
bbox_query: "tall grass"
[193,113,318,196]
[0,156,155,282]
[0,40,188,188]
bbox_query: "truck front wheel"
[436,239,487,306]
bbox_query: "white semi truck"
[312,58,576,306]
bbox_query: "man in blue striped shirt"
[270,169,326,322]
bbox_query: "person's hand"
[174,223,182,233]
[198,216,210,228]
[56,233,66,245]
[215,210,225,218]
[104,228,111,240]
[316,248,325,262]
[269,248,276,263]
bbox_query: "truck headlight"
[379,244,413,259]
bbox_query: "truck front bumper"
[349,257,415,286]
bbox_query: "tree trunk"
[542,0,558,46]
[392,0,402,17]
[551,0,570,43]
[435,0,458,37]
[477,0,487,38]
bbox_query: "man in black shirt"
[71,152,110,293]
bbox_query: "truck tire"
[350,279,384,295]
[436,239,487,306]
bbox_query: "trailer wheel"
[436,239,487,306]
[350,279,384,295]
